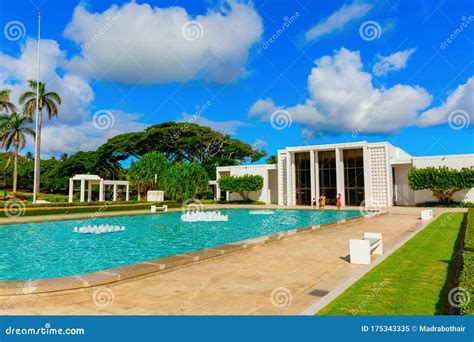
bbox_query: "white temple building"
[212,141,474,207]
[68,174,130,203]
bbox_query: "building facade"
[213,141,474,207]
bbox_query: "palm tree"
[0,89,17,113]
[0,112,35,192]
[24,151,34,161]
[19,80,61,193]
[60,152,68,161]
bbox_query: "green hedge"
[0,199,177,208]
[415,201,474,208]
[460,209,474,315]
[0,201,180,218]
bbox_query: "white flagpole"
[32,12,41,204]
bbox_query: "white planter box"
[147,190,164,202]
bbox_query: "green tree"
[0,112,35,192]
[164,162,209,202]
[0,89,17,113]
[408,166,474,203]
[127,152,171,199]
[218,174,264,201]
[19,80,61,192]
[43,151,120,190]
[97,122,265,177]
[24,151,34,161]
[265,155,278,164]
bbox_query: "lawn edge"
[301,212,443,315]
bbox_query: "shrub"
[415,201,474,208]
[127,152,170,197]
[460,209,474,315]
[0,201,180,218]
[218,175,264,201]
[164,162,209,202]
[408,166,474,203]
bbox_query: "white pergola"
[68,174,130,203]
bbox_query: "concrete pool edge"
[0,211,387,297]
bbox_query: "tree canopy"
[408,166,474,203]
[97,122,265,177]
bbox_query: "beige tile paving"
[0,207,459,315]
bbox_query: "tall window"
[295,152,311,205]
[318,151,337,205]
[343,149,365,206]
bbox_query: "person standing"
[336,193,342,210]
[319,194,326,209]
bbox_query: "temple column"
[87,181,92,202]
[99,180,104,202]
[113,184,117,201]
[68,179,74,202]
[310,150,316,204]
[80,179,85,203]
[335,148,345,206]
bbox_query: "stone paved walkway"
[0,207,457,315]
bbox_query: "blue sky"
[0,0,473,161]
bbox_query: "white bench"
[421,209,433,220]
[350,232,383,265]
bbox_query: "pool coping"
[0,211,386,297]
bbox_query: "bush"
[0,201,180,218]
[164,162,209,202]
[218,174,264,201]
[408,166,474,203]
[460,209,474,315]
[415,201,474,208]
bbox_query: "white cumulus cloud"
[418,77,474,127]
[305,2,372,41]
[179,113,250,135]
[0,38,146,156]
[372,48,416,76]
[64,1,263,84]
[249,48,433,134]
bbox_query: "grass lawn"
[318,212,466,315]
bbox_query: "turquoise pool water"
[0,209,364,280]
